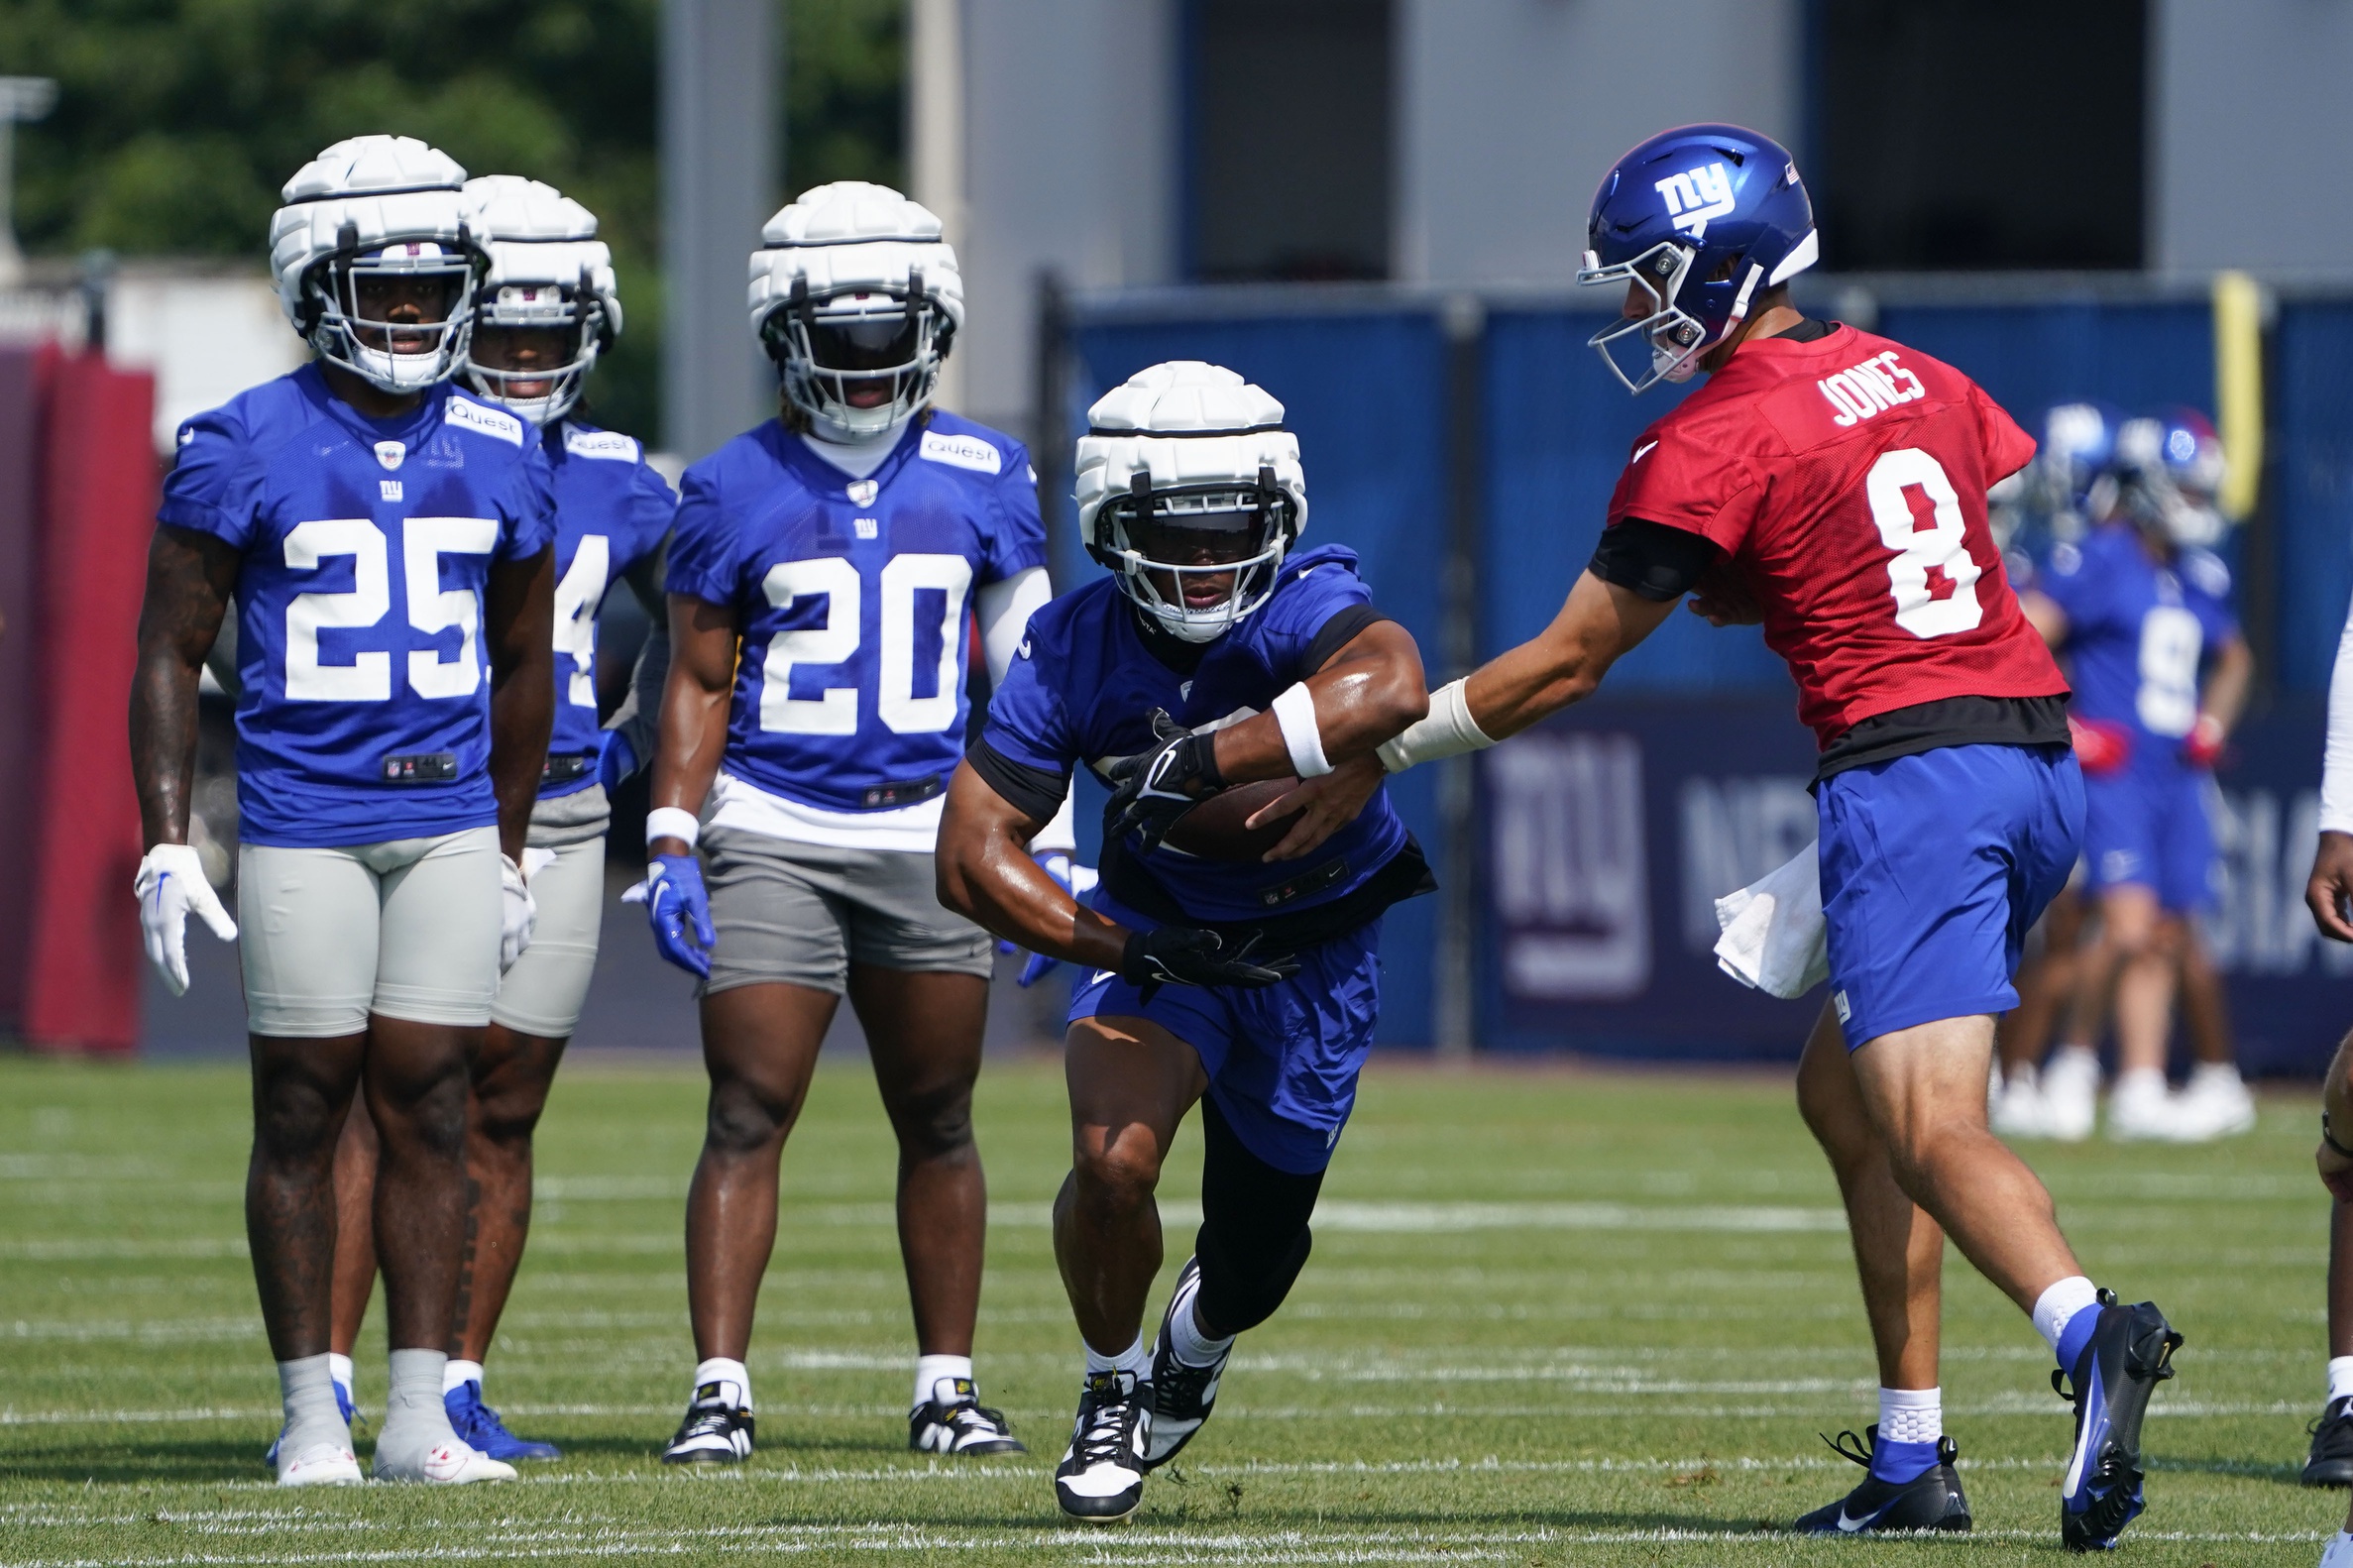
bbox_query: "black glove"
[1120,925,1298,1003]
[1102,710,1225,852]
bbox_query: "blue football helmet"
[1577,123,1819,394]
[2116,405,2228,547]
[2031,400,2128,538]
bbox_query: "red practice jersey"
[1605,323,2068,746]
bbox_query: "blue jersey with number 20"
[541,420,676,796]
[160,364,556,847]
[664,412,1047,812]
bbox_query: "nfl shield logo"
[847,479,878,506]
[375,441,406,471]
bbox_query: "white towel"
[1713,844,1830,999]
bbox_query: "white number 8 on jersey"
[1865,447,1983,639]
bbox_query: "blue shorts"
[2082,767,2217,913]
[1067,897,1383,1176]
[1817,743,2083,1049]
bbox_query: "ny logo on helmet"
[1655,164,1736,239]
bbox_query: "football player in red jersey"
[1281,126,2182,1548]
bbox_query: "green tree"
[0,0,902,445]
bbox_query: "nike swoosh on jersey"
[1019,637,1032,659]
[1631,440,1659,463]
[1090,970,1117,985]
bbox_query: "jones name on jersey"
[162,363,556,845]
[663,409,1046,813]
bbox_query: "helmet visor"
[807,314,919,373]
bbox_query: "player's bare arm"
[938,766,1133,973]
[1206,620,1427,782]
[644,594,736,855]
[484,546,557,865]
[130,523,240,846]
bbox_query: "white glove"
[500,853,537,973]
[133,843,238,997]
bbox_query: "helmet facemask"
[464,270,610,426]
[1096,466,1296,644]
[1578,239,1737,394]
[764,273,949,443]
[302,224,482,394]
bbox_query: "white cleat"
[2040,1048,2101,1142]
[276,1440,364,1487]
[1990,1069,2055,1138]
[2105,1070,2198,1143]
[2174,1064,2258,1140]
[372,1439,516,1485]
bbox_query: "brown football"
[1163,778,1304,861]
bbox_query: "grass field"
[0,1051,2338,1565]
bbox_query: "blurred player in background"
[939,361,1433,1523]
[314,175,676,1463]
[635,182,1065,1465]
[1338,125,2184,1548]
[2014,407,2254,1142]
[129,135,556,1486]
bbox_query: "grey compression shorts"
[490,836,607,1038]
[238,827,503,1037]
[701,825,994,997]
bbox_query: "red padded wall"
[0,347,44,1031]
[21,352,156,1053]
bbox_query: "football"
[1163,777,1304,861]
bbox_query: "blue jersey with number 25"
[541,420,676,796]
[160,364,556,847]
[664,412,1047,813]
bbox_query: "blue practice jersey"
[981,544,1408,925]
[541,420,676,797]
[2041,522,2237,775]
[664,411,1047,812]
[161,364,556,847]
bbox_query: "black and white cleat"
[1054,1370,1150,1523]
[910,1377,1026,1456]
[1143,1257,1227,1472]
[661,1381,755,1466]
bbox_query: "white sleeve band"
[2324,591,2353,835]
[646,806,701,851]
[1377,677,1496,773]
[977,566,1053,688]
[1030,789,1078,854]
[1271,681,1333,778]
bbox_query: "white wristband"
[1377,677,1496,773]
[646,806,700,851]
[1271,682,1332,778]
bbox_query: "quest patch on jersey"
[444,396,526,447]
[564,427,640,463]
[918,430,1002,475]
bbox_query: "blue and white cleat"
[264,1377,357,1468]
[1791,1426,1970,1534]
[446,1380,562,1461]
[2056,1289,2182,1551]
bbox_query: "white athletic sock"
[1084,1336,1151,1382]
[2328,1356,2353,1406]
[443,1358,485,1396]
[326,1352,355,1403]
[915,1353,974,1410]
[1167,1292,1235,1369]
[277,1354,350,1457]
[2033,1275,2102,1356]
[694,1357,752,1411]
[373,1349,463,1473]
[1877,1386,1942,1445]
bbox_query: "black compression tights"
[1191,1095,1325,1339]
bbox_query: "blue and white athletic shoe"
[446,1380,562,1461]
[2056,1290,2182,1550]
[1792,1426,1970,1534]
[263,1378,356,1467]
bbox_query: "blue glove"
[997,851,1099,987]
[597,729,639,793]
[623,853,715,977]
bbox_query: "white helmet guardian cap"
[1075,362,1306,644]
[747,181,963,443]
[460,174,620,426]
[270,136,481,394]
